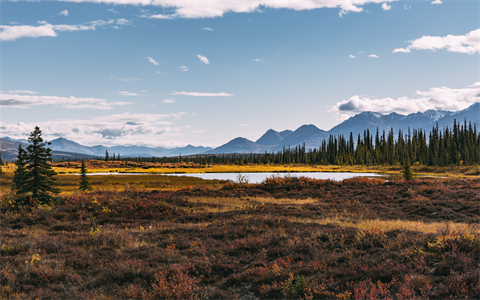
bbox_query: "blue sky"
[1,0,479,148]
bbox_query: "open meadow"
[1,164,479,299]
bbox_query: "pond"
[73,172,385,183]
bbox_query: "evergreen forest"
[110,120,479,167]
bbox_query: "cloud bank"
[393,29,480,55]
[0,113,186,147]
[330,83,480,120]
[64,0,397,18]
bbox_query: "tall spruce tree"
[79,159,92,192]
[12,145,29,197]
[23,126,60,204]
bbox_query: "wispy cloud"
[179,66,188,72]
[202,27,213,31]
[393,29,480,55]
[116,18,132,26]
[368,54,380,58]
[62,0,398,19]
[252,58,263,62]
[0,92,130,110]
[0,20,115,41]
[110,77,143,81]
[163,98,176,103]
[116,91,147,96]
[329,83,480,120]
[171,91,233,97]
[7,90,37,94]
[431,0,442,4]
[381,3,391,10]
[147,56,159,65]
[58,10,69,16]
[197,54,209,64]
[469,82,480,87]
[148,14,175,19]
[349,55,356,58]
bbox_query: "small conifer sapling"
[79,159,93,192]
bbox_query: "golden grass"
[184,196,320,213]
[290,216,480,235]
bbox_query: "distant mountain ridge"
[207,102,479,154]
[47,139,213,158]
[2,103,478,158]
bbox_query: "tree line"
[118,120,479,167]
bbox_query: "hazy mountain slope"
[256,129,285,146]
[167,145,213,156]
[434,102,479,129]
[280,124,328,148]
[279,130,293,139]
[49,137,96,155]
[0,138,95,161]
[206,137,268,154]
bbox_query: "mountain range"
[1,102,478,160]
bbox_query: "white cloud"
[393,29,480,55]
[404,4,411,9]
[252,58,263,62]
[431,0,442,4]
[116,91,147,96]
[58,10,69,16]
[202,27,213,31]
[329,83,480,120]
[7,90,37,94]
[148,14,175,19]
[368,54,380,58]
[147,56,159,65]
[197,54,209,64]
[63,0,398,19]
[171,91,233,97]
[107,8,120,13]
[110,77,143,81]
[381,3,391,10]
[349,55,355,58]
[0,112,186,147]
[0,20,111,41]
[116,18,132,26]
[469,82,480,87]
[0,92,130,110]
[179,65,188,72]
[163,98,177,103]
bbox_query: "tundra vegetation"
[1,172,479,299]
[0,125,479,299]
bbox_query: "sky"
[1,0,479,148]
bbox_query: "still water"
[76,172,384,183]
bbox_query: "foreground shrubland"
[1,177,479,299]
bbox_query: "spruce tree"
[79,159,92,192]
[24,126,60,204]
[402,157,413,180]
[12,145,29,196]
